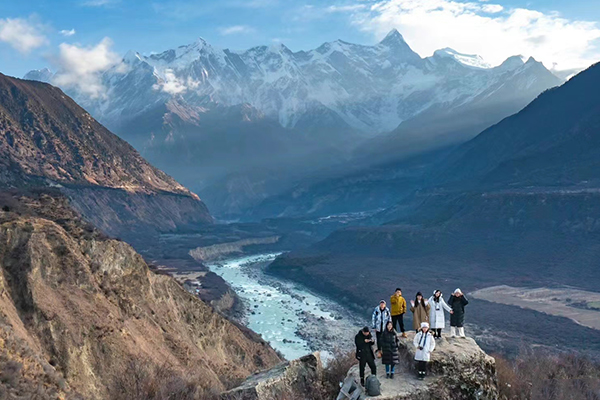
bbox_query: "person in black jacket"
[380,321,400,379]
[448,288,469,338]
[355,326,376,386]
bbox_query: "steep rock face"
[0,194,280,398]
[343,332,497,400]
[0,73,212,236]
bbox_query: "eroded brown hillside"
[0,192,280,398]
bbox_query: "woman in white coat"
[428,290,453,339]
[413,322,435,380]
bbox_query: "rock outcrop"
[343,332,497,400]
[0,193,280,399]
[222,353,322,400]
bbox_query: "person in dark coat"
[355,326,376,386]
[380,320,400,379]
[448,288,469,338]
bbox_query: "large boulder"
[222,353,322,400]
[343,332,498,400]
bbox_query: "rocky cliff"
[0,193,280,399]
[223,333,498,400]
[0,73,212,239]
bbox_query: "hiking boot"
[360,378,365,387]
[401,332,408,338]
[390,373,394,379]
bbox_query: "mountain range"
[25,30,562,217]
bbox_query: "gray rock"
[222,353,322,400]
[343,332,498,400]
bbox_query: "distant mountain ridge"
[32,29,562,137]
[24,30,563,217]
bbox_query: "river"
[205,253,359,360]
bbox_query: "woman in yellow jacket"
[390,288,407,338]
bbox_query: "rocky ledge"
[223,332,498,400]
[222,353,322,400]
[344,331,498,400]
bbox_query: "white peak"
[123,50,142,64]
[381,29,405,44]
[433,48,491,69]
[498,55,527,70]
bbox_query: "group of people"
[354,288,469,385]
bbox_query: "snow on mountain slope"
[31,29,562,137]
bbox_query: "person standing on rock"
[372,300,392,356]
[410,292,430,332]
[390,288,407,338]
[355,326,377,387]
[381,321,400,379]
[413,322,435,380]
[428,290,453,339]
[448,288,469,338]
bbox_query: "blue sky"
[1,0,600,78]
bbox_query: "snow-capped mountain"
[24,30,563,217]
[23,68,53,83]
[43,29,561,136]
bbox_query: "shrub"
[108,358,199,400]
[496,351,600,400]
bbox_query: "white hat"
[420,322,429,329]
[454,288,462,294]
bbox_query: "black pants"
[392,314,405,333]
[359,355,377,380]
[416,360,427,375]
[376,331,383,351]
[434,328,442,337]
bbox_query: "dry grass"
[496,351,600,400]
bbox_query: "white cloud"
[219,25,256,36]
[152,69,199,95]
[52,37,125,98]
[353,0,600,71]
[326,4,367,13]
[0,17,48,54]
[60,29,76,37]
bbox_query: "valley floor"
[471,285,600,331]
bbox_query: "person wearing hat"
[448,288,469,338]
[354,326,377,386]
[390,288,407,338]
[410,292,430,332]
[372,300,392,355]
[413,322,435,380]
[428,290,453,339]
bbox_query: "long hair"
[415,292,426,308]
[433,290,441,303]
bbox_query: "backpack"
[365,375,381,396]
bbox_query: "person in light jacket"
[380,321,400,379]
[448,288,469,338]
[413,322,435,380]
[410,292,430,332]
[428,290,453,339]
[372,300,391,354]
